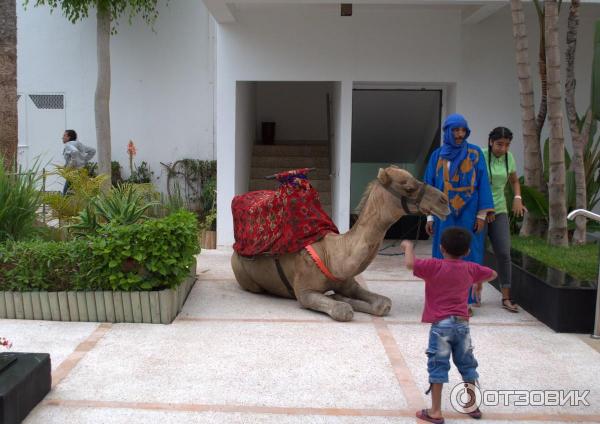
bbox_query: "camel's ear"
[377,168,391,186]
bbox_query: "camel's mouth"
[429,205,450,221]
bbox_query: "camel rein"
[378,181,428,256]
[381,181,428,215]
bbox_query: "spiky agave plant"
[0,159,42,242]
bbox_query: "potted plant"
[199,176,217,249]
[200,208,217,249]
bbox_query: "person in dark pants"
[61,129,96,195]
[483,127,526,313]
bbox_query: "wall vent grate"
[29,94,64,109]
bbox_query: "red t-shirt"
[413,258,495,323]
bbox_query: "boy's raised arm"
[474,267,497,285]
[400,240,415,270]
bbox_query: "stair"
[249,143,332,216]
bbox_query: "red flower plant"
[0,337,12,349]
[127,140,137,157]
[127,140,137,176]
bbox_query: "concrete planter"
[484,250,597,333]
[0,259,196,324]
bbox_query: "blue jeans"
[426,316,479,384]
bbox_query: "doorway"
[350,88,442,239]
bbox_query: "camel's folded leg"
[296,289,354,322]
[335,278,392,316]
[328,293,374,315]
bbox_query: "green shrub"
[0,159,43,242]
[127,161,153,184]
[0,239,92,291]
[0,211,199,291]
[44,167,106,224]
[89,211,199,290]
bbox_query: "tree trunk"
[0,0,18,171]
[95,7,111,191]
[564,0,590,245]
[536,7,548,139]
[510,0,545,236]
[593,22,600,121]
[545,0,568,246]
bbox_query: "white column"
[332,79,353,233]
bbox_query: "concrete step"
[253,144,329,157]
[250,167,330,179]
[249,178,331,192]
[252,156,330,168]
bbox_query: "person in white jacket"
[61,129,96,194]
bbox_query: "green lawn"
[510,236,599,281]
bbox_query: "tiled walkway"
[2,243,599,423]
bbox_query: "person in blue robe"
[424,114,495,307]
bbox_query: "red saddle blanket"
[232,168,339,256]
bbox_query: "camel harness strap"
[304,245,343,283]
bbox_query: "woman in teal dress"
[424,114,495,309]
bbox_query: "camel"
[231,166,450,321]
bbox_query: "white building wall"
[459,3,600,173]
[17,0,215,192]
[216,4,463,244]
[216,2,600,245]
[17,1,600,246]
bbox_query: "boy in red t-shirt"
[401,227,497,424]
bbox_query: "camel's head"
[377,166,450,220]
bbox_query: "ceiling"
[202,0,509,24]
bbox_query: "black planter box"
[0,353,51,424]
[484,249,598,333]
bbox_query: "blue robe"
[424,144,494,265]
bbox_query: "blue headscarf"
[440,114,471,179]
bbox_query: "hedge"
[0,211,199,292]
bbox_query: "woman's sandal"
[502,298,519,313]
[416,409,445,423]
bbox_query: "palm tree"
[545,0,568,246]
[0,0,18,171]
[565,0,593,244]
[510,0,545,236]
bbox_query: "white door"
[17,94,29,170]
[25,94,67,191]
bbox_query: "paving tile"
[48,321,407,410]
[364,281,540,325]
[0,320,99,371]
[25,406,416,424]
[197,249,236,280]
[181,279,371,322]
[389,323,600,415]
